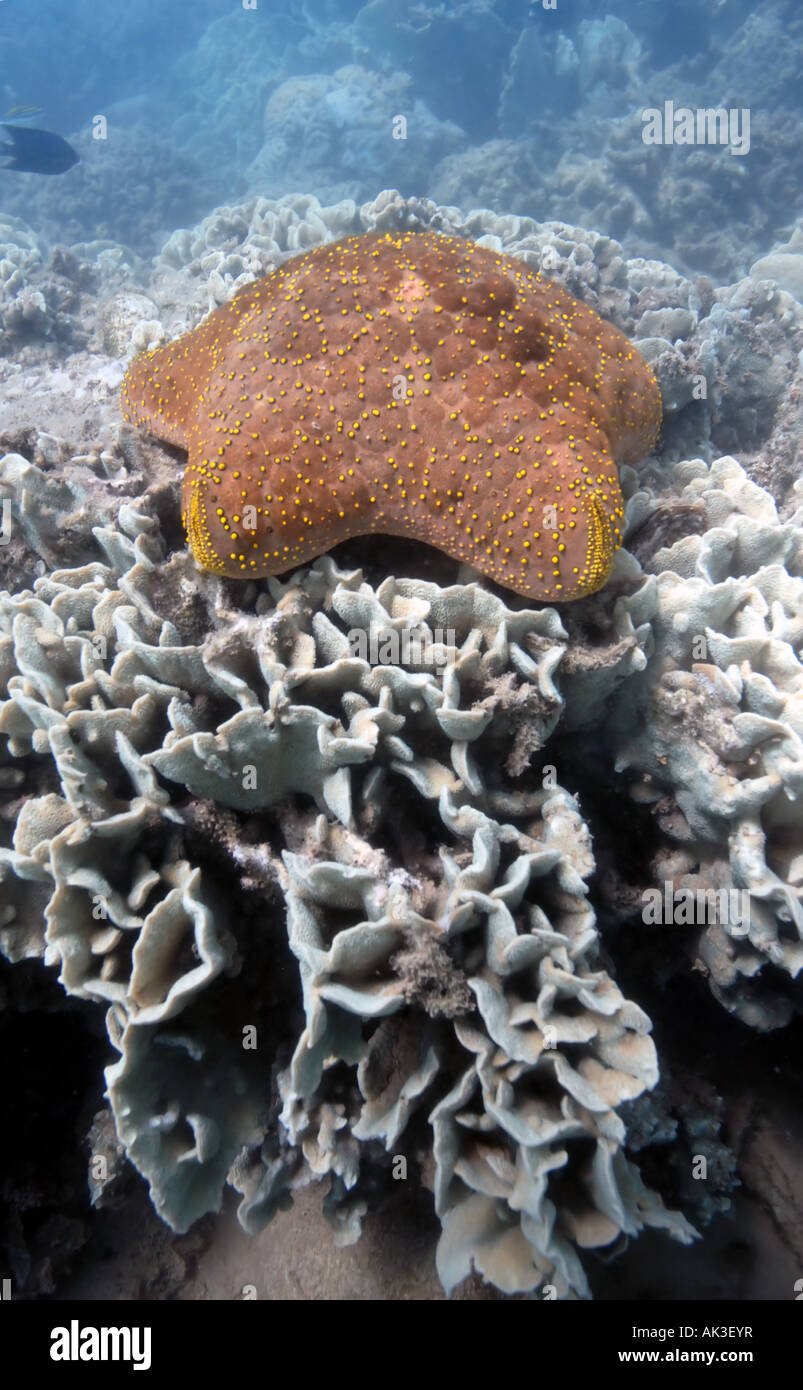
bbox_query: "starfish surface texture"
[121,230,661,601]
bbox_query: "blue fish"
[1,124,79,175]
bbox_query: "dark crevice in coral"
[145,479,187,561]
[0,426,38,462]
[625,500,709,568]
[356,765,448,863]
[330,534,460,591]
[0,954,111,1298]
[0,755,64,835]
[542,726,803,1284]
[144,570,210,647]
[540,730,662,894]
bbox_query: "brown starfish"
[121,230,661,601]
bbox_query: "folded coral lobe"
[121,230,661,601]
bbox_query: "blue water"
[0,0,801,276]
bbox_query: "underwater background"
[0,0,801,1303]
[1,0,801,277]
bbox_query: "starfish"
[121,230,661,602]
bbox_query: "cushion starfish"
[121,230,661,602]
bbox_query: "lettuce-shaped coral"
[615,456,803,1027]
[271,794,694,1298]
[0,493,694,1293]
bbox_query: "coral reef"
[0,127,227,263]
[246,67,463,204]
[1,186,801,1297]
[0,495,697,1295]
[498,16,644,133]
[612,455,803,1029]
[2,0,800,280]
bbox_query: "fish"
[0,124,79,175]
[3,104,44,120]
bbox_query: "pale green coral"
[271,792,694,1298]
[2,186,802,1289]
[617,456,803,1026]
[0,489,696,1291]
[1,442,799,1283]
